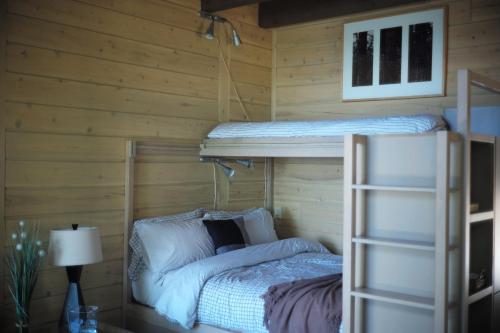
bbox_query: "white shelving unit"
[462,135,497,332]
[456,70,500,333]
[343,132,462,333]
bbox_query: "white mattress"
[207,114,447,139]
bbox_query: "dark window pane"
[409,22,433,82]
[380,26,402,85]
[352,30,373,87]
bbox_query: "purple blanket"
[263,273,342,333]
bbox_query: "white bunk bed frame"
[122,69,500,333]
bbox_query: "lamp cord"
[215,37,251,122]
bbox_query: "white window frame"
[342,8,445,101]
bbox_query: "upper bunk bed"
[199,114,447,158]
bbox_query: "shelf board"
[469,211,494,224]
[468,286,493,305]
[352,236,435,251]
[469,134,495,144]
[351,287,434,310]
[351,184,436,193]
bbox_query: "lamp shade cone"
[231,29,241,47]
[48,227,103,267]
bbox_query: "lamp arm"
[225,20,236,31]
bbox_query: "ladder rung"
[468,286,493,305]
[351,184,436,192]
[470,210,494,224]
[351,287,434,310]
[352,237,435,251]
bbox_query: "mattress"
[207,114,447,139]
[132,252,343,333]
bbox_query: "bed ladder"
[342,132,461,333]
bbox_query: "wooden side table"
[98,322,134,333]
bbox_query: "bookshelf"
[466,135,497,333]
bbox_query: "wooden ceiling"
[201,0,424,28]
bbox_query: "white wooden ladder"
[342,132,461,333]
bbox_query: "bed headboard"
[122,139,206,321]
[122,139,274,324]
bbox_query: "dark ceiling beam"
[201,0,272,12]
[259,0,424,28]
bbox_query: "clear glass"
[68,306,98,333]
[352,30,374,87]
[380,26,402,85]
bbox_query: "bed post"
[122,140,136,327]
[457,69,470,333]
[354,135,367,333]
[343,134,363,333]
[264,157,274,212]
[435,132,451,333]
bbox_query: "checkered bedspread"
[197,252,344,333]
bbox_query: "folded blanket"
[263,273,342,333]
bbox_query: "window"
[352,31,374,87]
[343,8,445,100]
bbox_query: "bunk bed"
[122,69,500,333]
[200,115,462,333]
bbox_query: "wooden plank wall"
[1,0,271,330]
[272,0,500,253]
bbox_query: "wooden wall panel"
[6,74,219,122]
[7,15,219,79]
[1,0,271,329]
[5,211,123,242]
[213,5,273,123]
[272,0,500,253]
[0,0,6,327]
[8,0,217,56]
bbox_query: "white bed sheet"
[207,114,447,139]
[132,268,162,307]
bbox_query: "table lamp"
[48,225,103,329]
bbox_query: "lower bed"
[132,247,343,333]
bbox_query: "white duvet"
[154,238,329,329]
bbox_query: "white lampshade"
[48,227,103,266]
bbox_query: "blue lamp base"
[59,265,85,330]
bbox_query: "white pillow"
[203,208,278,245]
[128,208,205,281]
[242,208,278,245]
[135,218,214,274]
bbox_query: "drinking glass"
[68,305,98,333]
